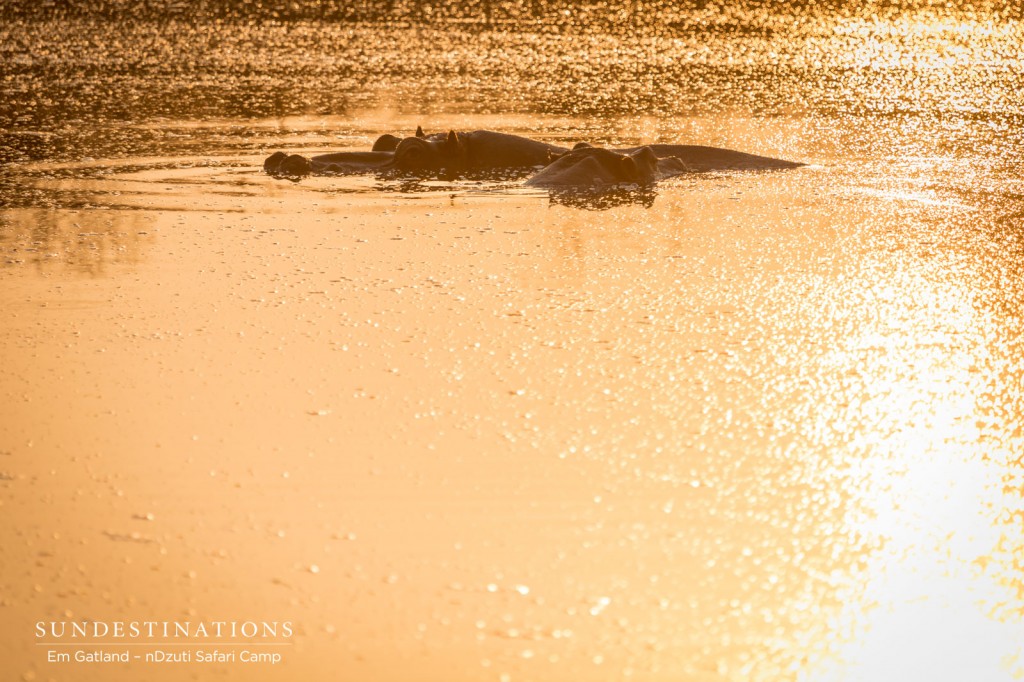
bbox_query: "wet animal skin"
[524,145,690,187]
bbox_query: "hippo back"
[461,131,568,169]
[629,144,804,171]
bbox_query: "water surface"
[2,5,1024,681]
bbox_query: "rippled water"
[2,4,1024,682]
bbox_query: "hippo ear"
[416,126,425,138]
[444,130,467,154]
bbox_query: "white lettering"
[240,650,282,664]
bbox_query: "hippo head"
[264,151,312,177]
[525,146,662,188]
[392,130,469,173]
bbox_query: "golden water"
[1,6,1023,682]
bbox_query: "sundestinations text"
[36,621,293,639]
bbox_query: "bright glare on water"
[1,2,1023,681]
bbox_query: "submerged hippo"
[392,129,568,172]
[525,145,690,187]
[265,127,569,177]
[618,143,804,172]
[264,150,395,176]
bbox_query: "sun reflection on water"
[804,227,1024,681]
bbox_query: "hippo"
[525,145,690,188]
[263,149,395,176]
[618,143,804,172]
[524,141,806,188]
[391,129,568,172]
[264,127,569,177]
